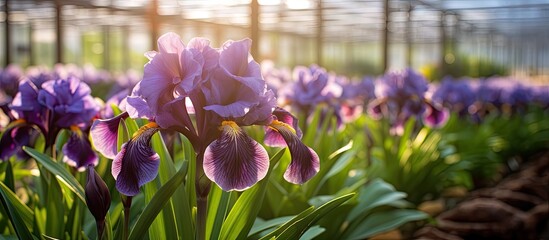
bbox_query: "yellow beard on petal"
[219,121,241,137]
[268,120,297,135]
[132,122,160,139]
[70,125,84,138]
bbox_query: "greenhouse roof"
[4,0,549,43]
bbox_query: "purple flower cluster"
[434,76,549,118]
[91,33,319,195]
[1,74,101,171]
[368,69,448,134]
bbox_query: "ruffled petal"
[204,121,269,191]
[126,95,153,119]
[63,127,99,171]
[155,97,194,131]
[112,122,160,196]
[268,120,319,184]
[240,90,276,126]
[203,100,255,119]
[90,112,129,159]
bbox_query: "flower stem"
[96,219,105,240]
[121,196,132,240]
[195,151,211,240]
[196,196,208,240]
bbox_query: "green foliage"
[364,116,467,204]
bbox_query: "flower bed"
[1,33,548,239]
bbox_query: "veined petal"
[63,126,99,171]
[204,121,269,191]
[264,107,302,147]
[112,122,160,196]
[268,120,319,184]
[90,112,130,159]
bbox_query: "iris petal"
[112,122,160,196]
[0,122,39,161]
[268,120,320,184]
[423,103,450,128]
[204,121,269,191]
[90,112,129,159]
[63,127,99,171]
[264,107,302,147]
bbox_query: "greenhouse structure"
[0,0,548,239]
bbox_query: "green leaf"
[206,186,231,240]
[65,192,85,240]
[248,216,293,237]
[45,178,65,238]
[274,193,354,240]
[150,132,180,240]
[258,208,314,240]
[325,149,357,179]
[347,179,407,222]
[142,178,167,240]
[345,209,428,240]
[117,118,130,152]
[300,226,325,240]
[219,149,286,240]
[128,165,187,240]
[0,182,36,240]
[3,161,15,191]
[23,147,86,204]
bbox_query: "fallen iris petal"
[204,121,269,191]
[90,112,129,159]
[63,127,99,171]
[268,120,319,184]
[112,122,160,196]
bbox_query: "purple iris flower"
[432,77,475,116]
[261,60,291,97]
[367,69,432,134]
[276,65,344,131]
[91,32,319,195]
[0,64,23,99]
[26,66,54,88]
[2,76,99,170]
[532,86,549,108]
[339,76,376,123]
[38,76,100,129]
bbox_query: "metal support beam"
[4,0,10,65]
[29,21,33,66]
[250,0,260,59]
[440,11,447,77]
[122,26,130,71]
[316,0,323,66]
[406,0,413,66]
[103,25,110,71]
[382,0,389,72]
[149,0,158,50]
[55,0,63,64]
